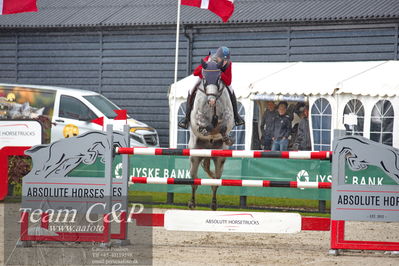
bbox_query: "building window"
[343,99,364,136]
[176,101,246,150]
[370,100,394,146]
[311,98,332,151]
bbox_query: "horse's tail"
[201,158,215,179]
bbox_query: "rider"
[178,46,245,129]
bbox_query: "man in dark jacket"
[261,101,277,150]
[271,101,291,151]
[294,105,311,150]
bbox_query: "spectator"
[260,101,277,150]
[271,101,291,151]
[290,103,305,149]
[294,105,311,150]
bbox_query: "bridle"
[198,69,226,101]
[198,68,227,127]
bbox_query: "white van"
[0,83,159,147]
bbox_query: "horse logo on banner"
[25,130,127,179]
[334,136,399,184]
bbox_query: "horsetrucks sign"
[0,120,42,148]
[331,136,399,222]
[165,210,301,234]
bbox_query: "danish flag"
[0,0,37,15]
[181,0,235,22]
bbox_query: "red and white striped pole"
[130,177,331,189]
[116,147,332,160]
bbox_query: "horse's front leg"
[210,157,226,210]
[188,156,202,209]
[220,125,234,146]
[196,112,212,136]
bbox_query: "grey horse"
[188,60,235,210]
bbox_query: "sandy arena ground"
[1,204,398,266]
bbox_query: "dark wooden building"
[1,0,399,146]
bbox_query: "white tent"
[169,61,399,149]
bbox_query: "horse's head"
[201,59,224,107]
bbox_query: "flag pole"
[172,0,181,148]
[174,0,181,84]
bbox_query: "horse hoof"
[210,202,217,211]
[222,137,234,146]
[188,201,196,210]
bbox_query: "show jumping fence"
[5,125,398,253]
[115,127,399,253]
[119,147,332,210]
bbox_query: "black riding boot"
[227,89,245,126]
[178,92,195,129]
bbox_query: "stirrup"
[178,118,189,129]
[235,117,245,126]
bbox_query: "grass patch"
[128,191,331,217]
[4,191,331,218]
[247,196,331,209]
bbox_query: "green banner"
[70,155,332,200]
[69,155,397,201]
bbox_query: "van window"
[83,95,120,119]
[59,95,96,120]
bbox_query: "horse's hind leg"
[188,156,201,209]
[210,157,226,210]
[211,186,218,211]
[189,185,198,210]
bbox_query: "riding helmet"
[215,46,230,60]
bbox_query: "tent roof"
[250,61,391,97]
[170,60,399,101]
[339,61,399,97]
